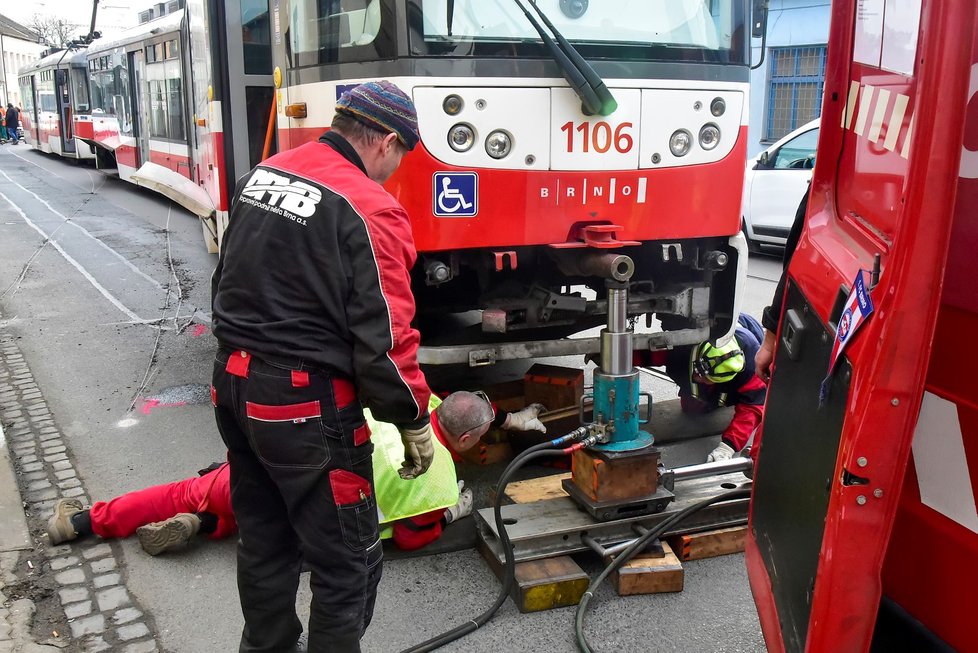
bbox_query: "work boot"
[136,513,201,556]
[444,482,474,524]
[47,498,84,544]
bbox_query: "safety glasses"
[469,390,496,434]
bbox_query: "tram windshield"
[413,0,747,63]
[288,0,746,67]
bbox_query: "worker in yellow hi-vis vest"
[370,391,546,550]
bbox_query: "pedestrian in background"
[0,109,7,143]
[4,104,18,145]
[211,80,430,653]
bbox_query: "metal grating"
[766,46,827,142]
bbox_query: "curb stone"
[0,335,162,653]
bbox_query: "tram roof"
[19,48,88,76]
[87,8,185,56]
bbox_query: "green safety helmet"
[691,339,745,383]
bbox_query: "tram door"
[129,50,151,167]
[24,76,40,145]
[213,0,275,187]
[54,69,75,153]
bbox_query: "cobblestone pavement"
[0,335,161,653]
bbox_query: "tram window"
[19,78,33,116]
[38,75,57,113]
[241,0,272,74]
[89,74,103,113]
[71,68,90,112]
[116,57,133,136]
[167,78,185,141]
[289,0,394,66]
[408,0,745,64]
[146,64,187,142]
[95,73,112,113]
[149,80,168,138]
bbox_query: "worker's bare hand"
[398,424,435,479]
[503,403,547,433]
[755,330,777,382]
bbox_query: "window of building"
[765,46,826,142]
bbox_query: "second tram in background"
[18,49,95,162]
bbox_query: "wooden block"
[477,538,589,612]
[666,526,747,561]
[484,379,528,413]
[570,447,659,502]
[524,364,584,410]
[610,541,684,596]
[504,473,571,504]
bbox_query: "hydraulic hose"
[400,426,593,653]
[574,487,753,653]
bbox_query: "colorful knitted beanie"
[335,81,420,151]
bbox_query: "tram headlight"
[669,129,692,157]
[443,94,464,115]
[699,123,721,151]
[448,123,475,152]
[710,97,726,117]
[485,130,513,159]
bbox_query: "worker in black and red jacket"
[634,314,768,463]
[211,81,431,653]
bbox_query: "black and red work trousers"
[212,347,381,653]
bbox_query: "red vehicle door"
[746,1,978,651]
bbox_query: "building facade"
[748,0,832,156]
[0,15,45,107]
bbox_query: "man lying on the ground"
[46,391,546,554]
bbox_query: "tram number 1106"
[560,121,634,154]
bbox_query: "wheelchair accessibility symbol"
[433,172,478,217]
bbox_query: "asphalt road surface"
[0,144,783,653]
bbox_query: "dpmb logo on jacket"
[240,169,322,222]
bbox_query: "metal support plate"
[476,473,751,565]
[562,478,674,521]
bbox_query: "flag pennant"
[820,270,875,405]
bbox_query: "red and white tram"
[18,49,96,161]
[272,0,759,361]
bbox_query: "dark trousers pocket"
[246,400,331,468]
[329,469,379,551]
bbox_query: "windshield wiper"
[512,0,617,116]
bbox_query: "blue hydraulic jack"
[562,263,676,522]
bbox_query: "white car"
[741,119,819,251]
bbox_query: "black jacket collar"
[319,131,368,176]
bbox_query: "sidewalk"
[0,336,162,652]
